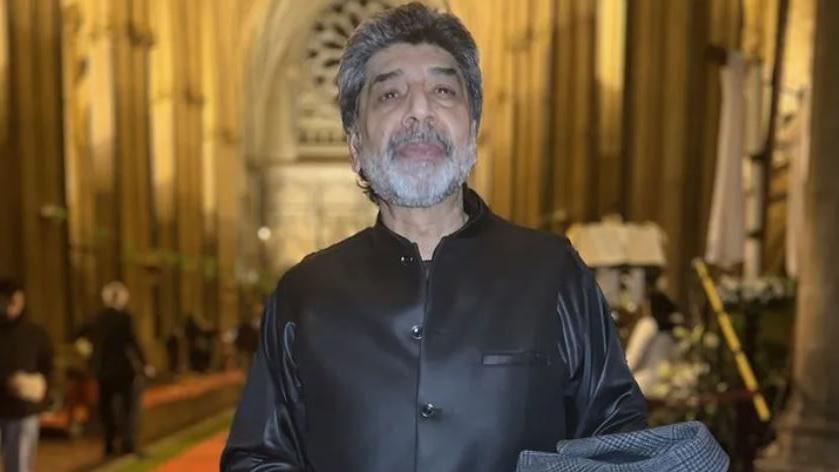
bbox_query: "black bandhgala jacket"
[222,189,646,472]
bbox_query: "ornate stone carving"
[297,0,394,155]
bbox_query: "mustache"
[387,124,453,156]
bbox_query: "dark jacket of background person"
[0,314,54,418]
[91,308,146,383]
[185,315,216,372]
[234,319,259,356]
[222,190,647,472]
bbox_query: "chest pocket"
[482,350,551,367]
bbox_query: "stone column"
[544,0,597,229]
[148,0,179,338]
[60,0,100,327]
[0,0,19,279]
[0,0,7,151]
[112,0,157,348]
[149,0,206,333]
[757,0,839,469]
[6,0,70,340]
[623,0,710,300]
[178,1,206,322]
[594,0,627,218]
[511,0,554,228]
[200,0,245,332]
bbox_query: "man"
[90,281,154,456]
[0,279,53,472]
[223,3,646,471]
[233,313,260,372]
[185,314,216,373]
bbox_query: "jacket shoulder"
[485,215,585,272]
[297,227,373,273]
[269,227,374,294]
[20,318,50,339]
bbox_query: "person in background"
[0,279,54,472]
[90,281,154,457]
[234,313,260,372]
[165,328,182,376]
[185,314,216,373]
[625,272,683,397]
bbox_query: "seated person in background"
[625,280,683,398]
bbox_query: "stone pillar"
[200,0,243,332]
[451,0,556,226]
[148,0,180,338]
[60,0,100,328]
[594,0,627,217]
[112,0,157,348]
[0,0,7,151]
[544,0,597,229]
[483,0,515,218]
[624,0,711,300]
[149,0,206,332]
[6,0,70,340]
[510,0,554,228]
[0,0,19,279]
[178,1,206,322]
[756,0,839,469]
[88,0,119,288]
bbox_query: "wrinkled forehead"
[364,42,463,86]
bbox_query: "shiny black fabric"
[222,190,646,472]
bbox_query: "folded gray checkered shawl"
[516,421,729,472]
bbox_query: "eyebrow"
[371,66,459,86]
[429,66,459,77]
[370,69,403,86]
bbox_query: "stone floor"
[37,433,108,472]
[35,371,243,472]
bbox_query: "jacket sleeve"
[126,314,148,367]
[559,254,648,438]
[37,327,55,378]
[221,279,309,471]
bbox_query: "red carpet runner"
[154,431,228,472]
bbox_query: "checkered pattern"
[516,421,729,472]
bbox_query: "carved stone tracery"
[297,0,394,153]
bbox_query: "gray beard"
[359,139,476,208]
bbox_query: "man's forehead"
[365,42,460,78]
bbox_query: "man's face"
[351,43,477,208]
[0,291,25,321]
[103,286,129,310]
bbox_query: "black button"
[420,403,439,419]
[400,255,415,264]
[409,325,424,340]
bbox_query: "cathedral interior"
[1,0,837,471]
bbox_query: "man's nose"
[402,87,434,128]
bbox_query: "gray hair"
[337,2,483,135]
[101,281,130,310]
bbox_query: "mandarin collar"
[373,186,489,248]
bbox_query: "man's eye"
[379,91,399,102]
[435,86,456,97]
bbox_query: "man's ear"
[348,132,362,173]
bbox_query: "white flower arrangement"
[716,275,795,306]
